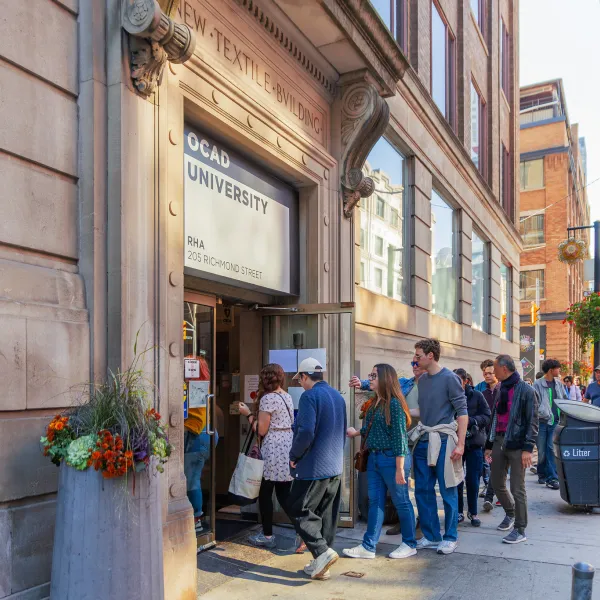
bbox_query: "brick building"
[519,79,591,377]
[0,0,520,598]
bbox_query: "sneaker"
[482,500,494,512]
[479,489,486,498]
[502,528,527,544]
[530,466,537,475]
[342,544,376,559]
[311,548,339,579]
[495,500,502,506]
[538,477,547,485]
[458,513,465,523]
[389,543,417,559]
[386,522,401,535]
[436,540,458,555]
[194,517,204,532]
[248,532,276,548]
[546,479,560,490]
[416,537,440,550]
[468,513,481,527]
[303,561,331,580]
[497,516,515,531]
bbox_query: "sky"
[520,0,600,224]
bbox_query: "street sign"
[540,355,545,361]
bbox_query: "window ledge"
[522,243,547,250]
[470,11,489,56]
[520,186,546,192]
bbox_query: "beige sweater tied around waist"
[409,421,464,488]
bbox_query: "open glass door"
[260,302,356,527]
[183,292,217,550]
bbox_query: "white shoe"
[310,548,339,579]
[416,537,439,550]
[304,561,331,580]
[342,544,376,559]
[436,540,458,555]
[388,543,417,559]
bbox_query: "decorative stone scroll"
[340,80,390,218]
[122,0,196,98]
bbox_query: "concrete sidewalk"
[197,472,600,599]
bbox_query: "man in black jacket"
[485,355,539,544]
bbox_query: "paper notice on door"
[298,348,327,371]
[189,380,210,408]
[184,358,200,379]
[245,375,260,404]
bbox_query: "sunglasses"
[368,372,378,380]
[411,360,419,368]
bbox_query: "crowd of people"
[236,341,600,581]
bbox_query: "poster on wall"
[520,325,546,379]
[183,126,299,295]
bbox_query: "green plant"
[564,293,600,353]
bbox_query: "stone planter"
[50,463,164,599]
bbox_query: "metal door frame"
[183,291,217,550]
[259,302,357,527]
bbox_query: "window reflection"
[431,190,457,321]
[500,263,511,340]
[360,137,408,303]
[472,231,488,331]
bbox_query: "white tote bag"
[228,430,264,505]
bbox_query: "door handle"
[206,394,216,435]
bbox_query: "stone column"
[410,157,432,333]
[490,244,502,339]
[459,211,473,331]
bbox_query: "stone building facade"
[518,79,591,376]
[0,1,520,599]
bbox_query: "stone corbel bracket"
[122,0,196,98]
[340,79,390,218]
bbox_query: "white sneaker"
[436,540,458,555]
[342,544,376,559]
[303,561,331,580]
[416,537,439,550]
[388,543,417,559]
[310,548,339,579]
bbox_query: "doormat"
[216,519,255,541]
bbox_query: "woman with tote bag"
[239,363,296,549]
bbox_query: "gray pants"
[490,437,528,530]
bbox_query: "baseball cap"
[595,365,600,371]
[292,357,323,380]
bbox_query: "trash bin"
[554,400,600,508]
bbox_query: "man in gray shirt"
[412,339,468,555]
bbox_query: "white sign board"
[184,359,200,379]
[268,349,298,373]
[245,375,260,404]
[188,380,210,408]
[184,128,296,294]
[298,348,327,371]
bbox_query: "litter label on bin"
[560,446,599,461]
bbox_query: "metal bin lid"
[555,400,600,423]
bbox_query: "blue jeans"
[537,422,558,481]
[362,451,416,552]
[413,439,458,542]
[184,430,217,517]
[457,447,483,516]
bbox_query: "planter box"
[50,464,163,599]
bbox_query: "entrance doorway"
[183,291,356,551]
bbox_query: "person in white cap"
[287,357,347,581]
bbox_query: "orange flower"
[91,451,101,460]
[54,422,64,431]
[124,450,133,459]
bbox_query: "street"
[197,472,600,599]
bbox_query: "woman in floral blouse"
[343,363,417,560]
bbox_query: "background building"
[519,79,591,377]
[355,0,521,379]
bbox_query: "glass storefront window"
[431,190,458,321]
[500,263,511,340]
[472,230,489,331]
[360,137,408,303]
